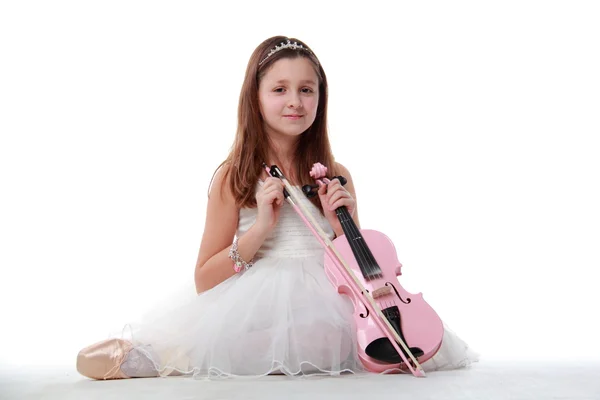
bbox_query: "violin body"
[265,161,444,375]
[324,229,444,372]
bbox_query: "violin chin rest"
[365,338,424,364]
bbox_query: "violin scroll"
[302,176,346,198]
[302,161,347,198]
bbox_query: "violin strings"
[344,206,382,278]
[335,207,373,279]
[324,187,378,280]
[338,206,382,280]
[320,176,380,281]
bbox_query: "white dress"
[117,187,479,379]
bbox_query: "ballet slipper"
[77,338,134,380]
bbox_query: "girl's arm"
[194,167,268,294]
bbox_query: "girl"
[76,36,479,380]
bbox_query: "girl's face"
[258,57,319,141]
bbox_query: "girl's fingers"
[261,177,277,190]
[327,179,341,191]
[317,180,327,196]
[326,182,344,202]
[261,185,284,205]
[330,198,353,211]
[261,179,283,195]
[327,189,348,207]
[276,192,284,205]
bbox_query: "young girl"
[76,36,479,380]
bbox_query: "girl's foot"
[77,338,159,380]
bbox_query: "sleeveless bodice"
[236,185,334,259]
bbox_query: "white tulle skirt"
[114,254,478,379]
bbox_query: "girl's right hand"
[254,177,285,233]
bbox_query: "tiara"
[258,39,312,66]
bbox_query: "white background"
[1,1,598,367]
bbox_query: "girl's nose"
[288,100,303,109]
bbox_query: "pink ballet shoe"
[77,338,134,380]
[77,338,183,379]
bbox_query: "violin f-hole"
[385,282,411,305]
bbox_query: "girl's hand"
[317,178,356,237]
[255,177,285,234]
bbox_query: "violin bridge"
[372,286,392,298]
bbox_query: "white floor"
[1,359,599,400]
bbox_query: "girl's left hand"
[317,178,356,237]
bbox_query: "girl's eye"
[273,87,314,93]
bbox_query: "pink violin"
[264,162,444,377]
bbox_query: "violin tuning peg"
[302,184,318,198]
[333,176,347,186]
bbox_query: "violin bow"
[262,163,425,377]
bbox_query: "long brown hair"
[211,36,336,212]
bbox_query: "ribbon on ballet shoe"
[77,338,133,380]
